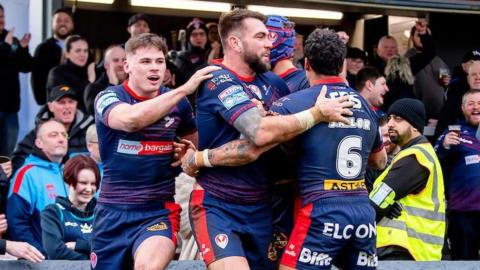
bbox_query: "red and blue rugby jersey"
[278,67,310,94]
[270,77,384,205]
[94,81,196,204]
[196,61,289,203]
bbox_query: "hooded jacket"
[11,107,94,173]
[6,153,68,254]
[41,196,96,260]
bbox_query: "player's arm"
[107,66,219,132]
[368,148,387,170]
[181,87,353,175]
[234,86,353,147]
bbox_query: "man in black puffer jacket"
[11,85,93,173]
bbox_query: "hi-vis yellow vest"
[372,143,445,261]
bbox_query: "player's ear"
[123,57,130,74]
[304,58,311,71]
[228,35,242,52]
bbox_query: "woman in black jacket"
[41,155,99,260]
[46,35,95,112]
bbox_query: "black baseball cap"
[49,85,78,102]
[462,49,480,63]
[128,13,152,27]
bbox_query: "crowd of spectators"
[0,2,479,265]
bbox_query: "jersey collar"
[211,59,255,83]
[312,76,345,86]
[278,67,298,79]
[123,80,159,101]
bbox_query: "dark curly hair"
[304,28,346,76]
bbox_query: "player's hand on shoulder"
[183,65,222,95]
[314,85,354,125]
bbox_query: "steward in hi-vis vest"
[369,98,445,261]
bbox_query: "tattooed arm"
[181,138,274,176]
[233,86,353,147]
[181,87,354,176]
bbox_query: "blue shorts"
[189,189,273,270]
[280,196,377,270]
[90,201,180,270]
[268,181,300,263]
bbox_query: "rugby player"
[184,9,355,270]
[90,33,218,270]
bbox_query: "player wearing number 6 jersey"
[270,29,387,270]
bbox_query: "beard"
[243,47,270,74]
[54,27,72,40]
[389,127,412,147]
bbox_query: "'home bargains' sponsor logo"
[117,139,173,155]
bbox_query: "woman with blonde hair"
[381,55,417,111]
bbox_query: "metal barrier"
[1,260,480,270]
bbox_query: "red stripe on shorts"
[280,203,313,268]
[190,190,215,265]
[165,202,181,246]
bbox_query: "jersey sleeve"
[94,88,124,126]
[200,77,256,125]
[177,97,197,136]
[371,126,384,153]
[269,96,294,116]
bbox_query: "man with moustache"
[370,98,445,261]
[7,119,69,254]
[435,89,480,260]
[32,8,74,105]
[11,85,93,173]
[84,45,127,116]
[186,9,354,269]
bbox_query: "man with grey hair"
[11,85,93,173]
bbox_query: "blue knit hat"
[265,15,296,67]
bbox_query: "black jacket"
[31,37,63,105]
[434,72,470,141]
[0,29,33,112]
[11,107,94,173]
[83,72,111,116]
[46,60,90,112]
[41,196,96,260]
